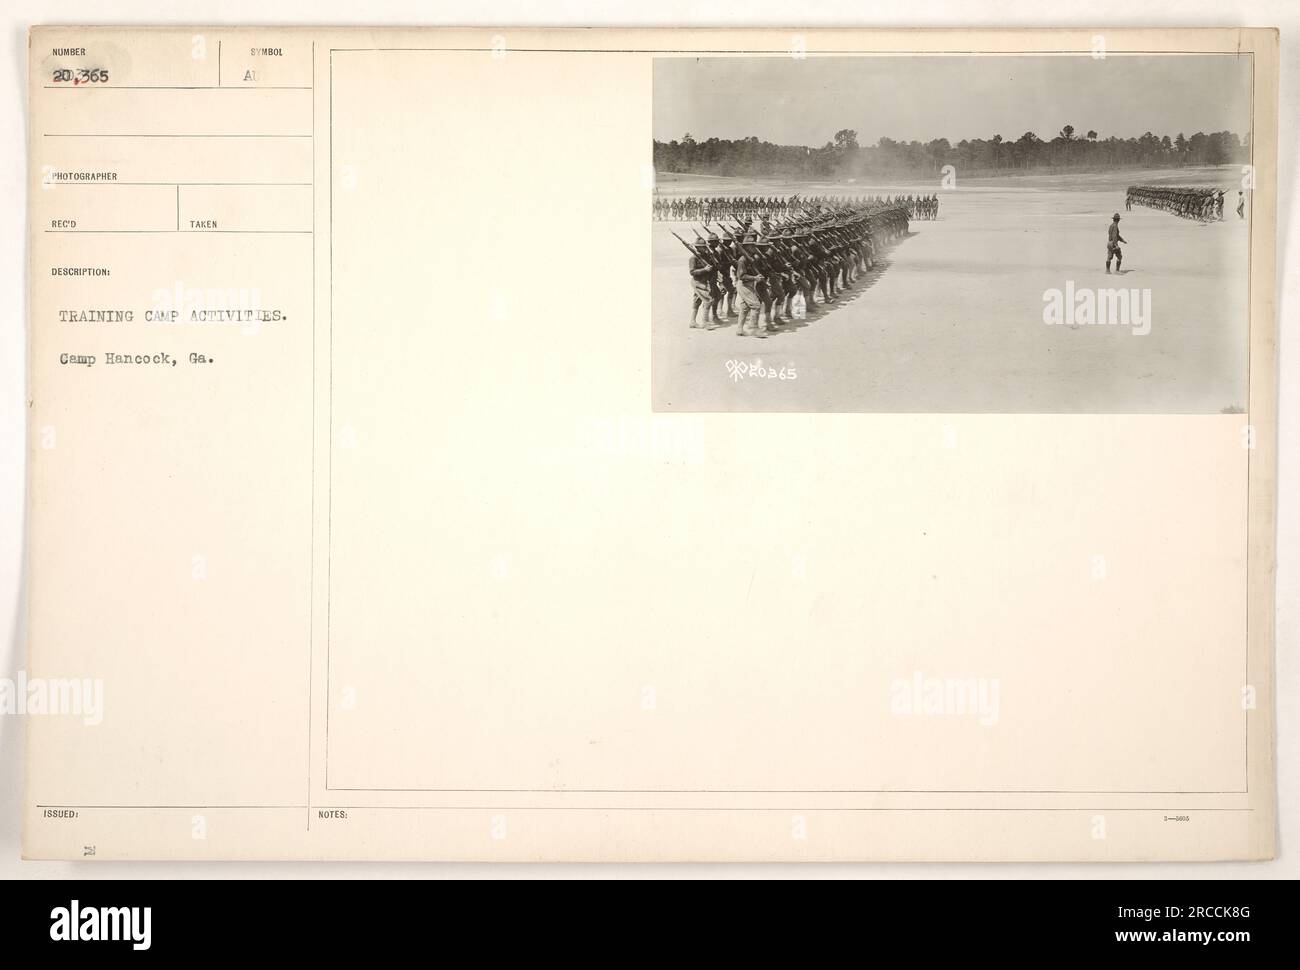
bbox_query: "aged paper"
[24,26,1278,860]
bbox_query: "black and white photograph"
[651,54,1255,413]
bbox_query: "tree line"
[653,127,1249,179]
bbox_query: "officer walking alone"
[1105,213,1126,274]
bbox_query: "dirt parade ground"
[650,167,1250,413]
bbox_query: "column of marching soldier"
[655,193,939,222]
[1125,185,1244,221]
[678,201,911,339]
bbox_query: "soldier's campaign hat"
[1112,213,1121,221]
[707,233,720,242]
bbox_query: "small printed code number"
[53,69,110,84]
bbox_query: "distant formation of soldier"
[655,193,938,223]
[676,201,911,338]
[1125,185,1227,221]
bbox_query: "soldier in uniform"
[757,236,785,330]
[1105,213,1126,274]
[688,238,718,328]
[809,229,835,303]
[733,232,767,339]
[776,230,803,319]
[790,231,818,310]
[709,232,737,319]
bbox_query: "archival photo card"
[22,27,1277,863]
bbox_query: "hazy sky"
[653,55,1253,146]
